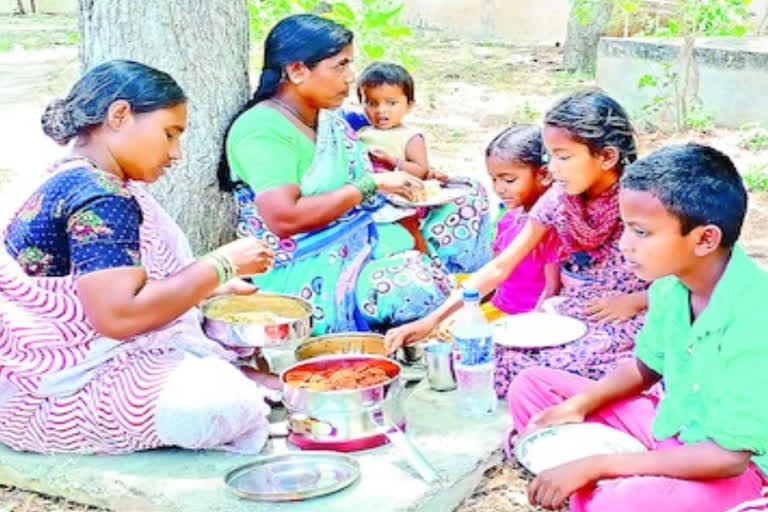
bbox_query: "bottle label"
[452,335,493,365]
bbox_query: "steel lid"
[224,451,360,501]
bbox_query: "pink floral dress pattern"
[494,183,648,399]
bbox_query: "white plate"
[492,312,587,348]
[515,423,647,475]
[385,181,471,208]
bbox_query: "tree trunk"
[759,10,768,35]
[77,0,249,253]
[29,0,35,13]
[563,0,615,74]
[15,0,25,15]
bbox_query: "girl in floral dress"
[387,91,649,399]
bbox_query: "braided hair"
[485,124,544,168]
[544,90,637,172]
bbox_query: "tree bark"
[759,10,768,35]
[563,0,615,74]
[77,0,250,253]
[29,0,35,13]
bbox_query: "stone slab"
[0,380,510,512]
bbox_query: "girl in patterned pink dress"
[386,91,649,399]
[0,60,276,455]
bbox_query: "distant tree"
[15,0,25,15]
[78,0,250,251]
[563,0,615,74]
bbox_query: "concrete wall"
[597,37,768,128]
[0,0,75,14]
[403,0,570,44]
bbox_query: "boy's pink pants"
[507,367,768,512]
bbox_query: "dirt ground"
[0,14,767,512]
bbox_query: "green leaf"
[331,2,356,22]
[637,74,658,88]
[365,3,405,27]
[383,25,412,38]
[363,43,385,59]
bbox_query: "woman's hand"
[586,292,645,324]
[210,278,258,298]
[373,171,425,202]
[524,397,588,435]
[217,237,275,276]
[384,316,438,353]
[528,458,600,510]
[369,149,398,170]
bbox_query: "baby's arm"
[400,134,430,179]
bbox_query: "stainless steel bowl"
[280,355,405,444]
[202,293,313,348]
[294,332,387,361]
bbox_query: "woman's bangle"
[200,251,238,284]
[350,173,377,202]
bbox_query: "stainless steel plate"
[385,180,472,208]
[515,423,647,475]
[224,452,360,501]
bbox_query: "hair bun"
[41,98,76,146]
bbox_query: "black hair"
[356,61,415,103]
[217,14,354,192]
[544,90,637,173]
[41,59,185,146]
[485,124,544,168]
[621,143,747,248]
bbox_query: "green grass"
[739,124,768,152]
[744,163,768,192]
[0,13,78,52]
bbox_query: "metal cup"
[399,343,425,365]
[424,342,456,391]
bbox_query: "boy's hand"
[586,293,644,323]
[524,397,587,435]
[528,458,600,510]
[369,149,398,169]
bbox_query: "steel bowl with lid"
[202,292,313,348]
[280,354,405,451]
[294,332,387,361]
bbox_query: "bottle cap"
[462,288,480,301]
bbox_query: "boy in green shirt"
[507,143,768,511]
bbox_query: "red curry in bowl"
[284,357,399,392]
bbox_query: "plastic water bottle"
[451,288,497,417]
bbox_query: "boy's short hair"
[357,62,414,103]
[621,143,747,248]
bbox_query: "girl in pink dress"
[486,125,561,318]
